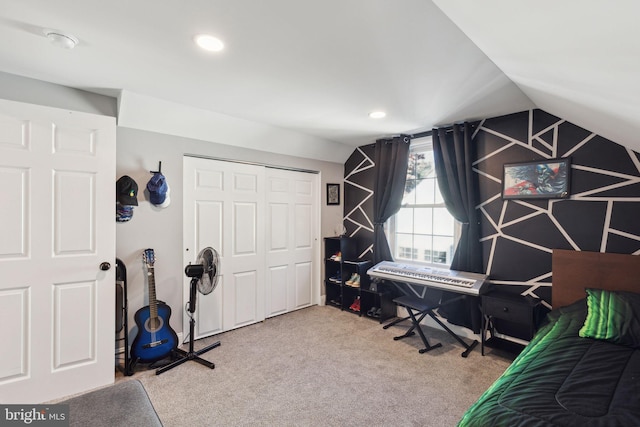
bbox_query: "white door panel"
[265,168,318,317]
[231,271,259,326]
[184,157,265,338]
[0,166,28,257]
[54,171,96,254]
[53,281,96,368]
[233,202,258,255]
[0,99,115,403]
[295,204,313,248]
[195,289,223,337]
[0,288,28,380]
[268,265,288,316]
[294,262,313,309]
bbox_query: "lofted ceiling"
[0,1,637,162]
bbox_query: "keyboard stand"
[392,294,479,358]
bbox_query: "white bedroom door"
[183,156,265,339]
[265,168,319,317]
[0,99,116,403]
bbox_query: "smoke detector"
[43,29,79,49]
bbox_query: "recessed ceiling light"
[369,111,386,119]
[43,29,78,49]
[195,34,224,52]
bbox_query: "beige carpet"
[120,305,513,427]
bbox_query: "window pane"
[433,236,454,265]
[433,208,454,236]
[415,178,436,205]
[402,183,416,205]
[395,233,414,261]
[396,208,414,233]
[406,153,418,180]
[414,208,433,234]
[413,234,432,263]
[415,151,435,179]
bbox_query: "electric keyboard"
[367,261,488,296]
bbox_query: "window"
[387,137,459,266]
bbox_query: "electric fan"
[156,247,221,374]
[196,246,219,296]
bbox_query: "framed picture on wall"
[502,158,571,200]
[327,183,340,205]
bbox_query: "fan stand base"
[155,336,220,375]
[155,277,220,375]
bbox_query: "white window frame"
[385,136,461,268]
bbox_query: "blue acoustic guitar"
[131,249,178,363]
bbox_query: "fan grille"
[196,247,220,295]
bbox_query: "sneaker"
[352,274,361,287]
[329,251,342,262]
[345,273,358,286]
[349,296,360,312]
[329,271,342,283]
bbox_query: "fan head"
[196,247,220,295]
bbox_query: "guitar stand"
[115,258,134,376]
[155,277,220,375]
[392,294,478,358]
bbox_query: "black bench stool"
[392,294,478,357]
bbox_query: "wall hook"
[150,161,162,174]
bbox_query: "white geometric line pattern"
[344,146,375,259]
[345,148,375,180]
[343,179,374,234]
[475,109,640,304]
[358,244,373,260]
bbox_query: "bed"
[458,249,640,427]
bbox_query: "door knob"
[100,262,111,271]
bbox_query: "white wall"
[116,127,344,335]
[0,71,116,117]
[0,71,345,340]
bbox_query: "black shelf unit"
[324,236,356,309]
[360,283,397,323]
[342,260,372,315]
[323,237,395,322]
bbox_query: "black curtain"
[372,135,411,264]
[432,122,483,332]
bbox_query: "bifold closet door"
[184,157,320,338]
[0,99,115,403]
[265,168,319,317]
[183,156,265,340]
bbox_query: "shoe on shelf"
[349,296,361,312]
[329,271,342,283]
[367,306,377,317]
[329,251,342,261]
[374,308,382,318]
[352,274,361,287]
[345,273,358,286]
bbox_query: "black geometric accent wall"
[344,109,640,309]
[343,144,376,260]
[475,109,640,307]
